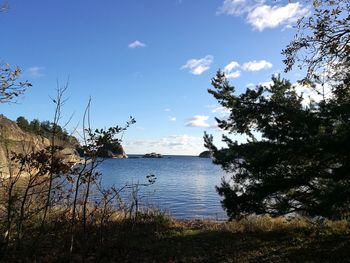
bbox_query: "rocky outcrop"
[0,114,80,176]
[143,152,162,158]
[96,142,128,158]
[199,151,212,158]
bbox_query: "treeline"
[16,116,71,142]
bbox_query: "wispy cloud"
[186,115,210,127]
[217,0,256,16]
[218,0,309,31]
[27,66,44,78]
[128,40,146,49]
[181,55,213,75]
[164,108,171,112]
[169,117,177,121]
[242,60,272,71]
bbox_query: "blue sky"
[0,0,309,155]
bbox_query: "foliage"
[78,117,135,158]
[205,71,350,219]
[0,64,31,103]
[205,0,350,220]
[15,116,30,131]
[16,116,72,143]
[0,86,143,261]
[283,0,350,85]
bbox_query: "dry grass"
[1,213,349,263]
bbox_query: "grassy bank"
[1,213,349,262]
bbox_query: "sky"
[0,0,310,155]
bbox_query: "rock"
[95,142,128,158]
[143,152,162,158]
[55,148,81,165]
[199,151,212,158]
[0,114,81,176]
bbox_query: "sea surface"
[98,155,228,220]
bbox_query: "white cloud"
[247,3,309,31]
[169,117,177,121]
[27,67,44,78]
[246,80,331,107]
[164,108,171,112]
[181,55,213,75]
[222,59,272,78]
[294,82,331,107]
[242,60,272,71]
[226,70,241,79]
[218,1,309,31]
[128,40,146,49]
[186,115,210,127]
[224,61,240,72]
[224,61,241,79]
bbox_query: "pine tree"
[206,0,350,220]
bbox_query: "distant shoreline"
[126,154,200,158]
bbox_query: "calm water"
[98,155,228,220]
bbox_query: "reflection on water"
[98,155,228,220]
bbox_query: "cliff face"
[0,114,80,176]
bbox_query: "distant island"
[143,152,162,158]
[199,151,212,158]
